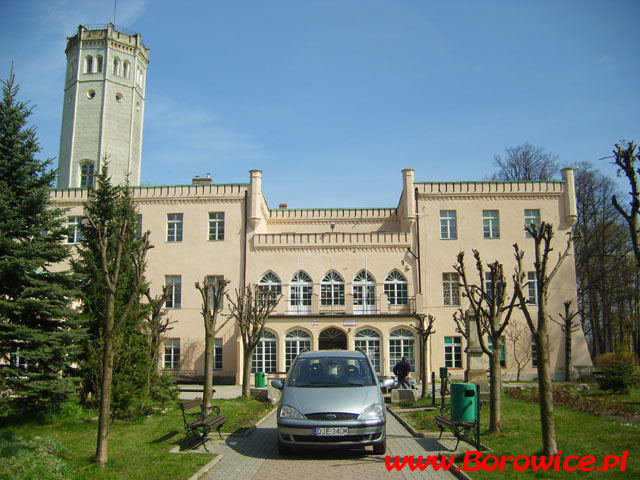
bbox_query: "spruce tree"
[0,70,82,413]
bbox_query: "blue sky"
[1,0,638,208]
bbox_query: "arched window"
[113,57,120,76]
[353,270,375,314]
[80,162,95,188]
[258,271,281,306]
[95,54,103,73]
[290,271,312,313]
[321,271,344,306]
[355,328,381,373]
[384,270,408,305]
[389,328,415,372]
[85,55,93,73]
[285,329,311,370]
[123,60,130,78]
[252,330,276,373]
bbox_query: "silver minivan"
[271,350,394,455]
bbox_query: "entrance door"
[319,327,347,350]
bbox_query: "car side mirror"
[380,378,395,389]
[271,379,284,390]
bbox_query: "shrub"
[596,353,638,394]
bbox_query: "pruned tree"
[81,166,152,466]
[139,286,173,412]
[414,314,436,399]
[611,141,640,269]
[226,284,281,397]
[513,221,574,455]
[505,321,533,381]
[492,142,560,181]
[454,250,517,432]
[551,300,581,382]
[195,276,231,413]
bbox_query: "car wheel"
[372,437,386,455]
[278,438,293,456]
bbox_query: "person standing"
[393,356,411,389]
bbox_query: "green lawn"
[401,392,640,478]
[0,397,274,480]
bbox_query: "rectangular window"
[483,210,500,238]
[444,336,462,368]
[442,273,460,306]
[167,213,183,242]
[67,216,83,244]
[208,212,225,241]
[214,338,223,370]
[165,275,182,309]
[525,209,540,237]
[440,210,457,239]
[488,336,506,367]
[164,338,180,370]
[528,272,539,305]
[531,337,537,367]
[136,214,143,239]
[206,275,225,309]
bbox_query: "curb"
[186,454,224,480]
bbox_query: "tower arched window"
[95,54,103,73]
[123,60,130,78]
[321,271,344,306]
[384,270,408,305]
[113,57,120,76]
[353,270,376,314]
[85,55,93,73]
[290,271,312,313]
[258,271,281,306]
[80,162,95,188]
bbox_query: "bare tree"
[139,286,172,412]
[454,251,517,432]
[551,300,581,382]
[513,222,574,455]
[611,141,640,269]
[505,321,533,381]
[414,314,436,399]
[492,143,559,181]
[226,284,281,397]
[195,276,231,413]
[86,206,151,466]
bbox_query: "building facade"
[51,25,591,385]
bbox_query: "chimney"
[279,203,288,209]
[192,173,212,185]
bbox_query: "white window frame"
[67,216,83,244]
[252,331,277,373]
[214,338,223,370]
[528,272,539,305]
[524,209,541,237]
[444,336,462,368]
[321,271,345,306]
[442,272,460,306]
[285,329,311,371]
[208,212,225,241]
[258,271,282,306]
[353,270,376,314]
[384,270,408,305]
[165,275,182,309]
[80,162,95,188]
[355,328,381,373]
[164,338,180,370]
[440,210,457,239]
[388,328,415,372]
[206,275,225,309]
[290,271,312,313]
[483,210,500,239]
[167,213,183,242]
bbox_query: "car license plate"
[314,427,348,436]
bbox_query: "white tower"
[57,24,149,188]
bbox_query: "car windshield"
[287,356,377,387]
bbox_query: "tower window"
[96,54,103,73]
[80,162,95,188]
[123,61,130,78]
[113,58,120,76]
[87,90,96,100]
[85,55,93,73]
[115,92,123,102]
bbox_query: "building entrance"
[319,327,347,350]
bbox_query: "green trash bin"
[255,371,265,388]
[450,383,476,422]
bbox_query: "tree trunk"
[488,347,502,432]
[94,330,114,465]
[420,335,428,399]
[202,325,215,412]
[536,331,557,455]
[242,349,253,398]
[565,323,573,382]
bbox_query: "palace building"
[52,25,591,384]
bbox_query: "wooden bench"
[179,396,226,451]
[434,414,478,450]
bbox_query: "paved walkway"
[203,409,460,480]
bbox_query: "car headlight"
[280,404,306,419]
[358,403,384,420]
